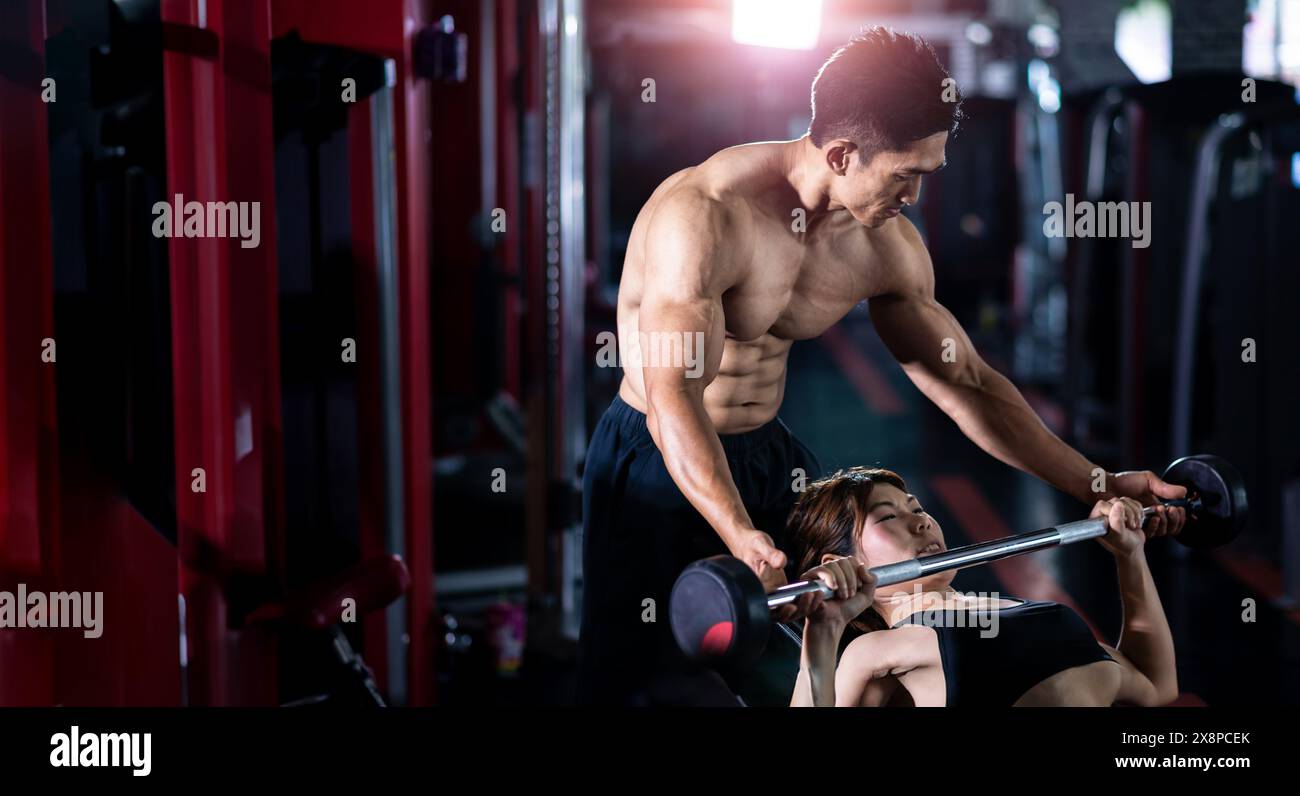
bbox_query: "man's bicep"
[642,194,733,304]
[870,292,982,386]
[638,205,730,396]
[636,292,725,396]
[638,286,719,337]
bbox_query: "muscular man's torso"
[616,142,918,433]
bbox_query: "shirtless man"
[576,27,1186,706]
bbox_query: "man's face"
[829,131,948,227]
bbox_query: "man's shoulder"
[652,177,728,222]
[862,214,935,299]
[656,142,784,217]
[864,213,929,264]
[645,164,754,248]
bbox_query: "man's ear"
[824,139,856,176]
[820,552,839,566]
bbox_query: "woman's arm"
[788,557,875,707]
[833,633,895,707]
[791,625,843,707]
[1092,498,1179,705]
[1110,551,1179,704]
[835,628,938,707]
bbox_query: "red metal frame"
[1,0,435,707]
[160,0,283,705]
[429,1,482,414]
[0,0,59,707]
[496,0,523,400]
[3,0,183,707]
[348,97,391,687]
[519,0,550,602]
[271,0,437,705]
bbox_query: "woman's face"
[848,483,954,593]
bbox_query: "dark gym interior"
[2,0,1299,711]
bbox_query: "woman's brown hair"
[785,466,908,634]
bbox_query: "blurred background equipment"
[2,0,1299,706]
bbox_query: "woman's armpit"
[836,627,940,706]
[841,626,938,679]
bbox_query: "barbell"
[669,454,1248,668]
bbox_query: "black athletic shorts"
[576,394,821,705]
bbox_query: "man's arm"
[869,232,1100,502]
[869,220,1188,520]
[637,194,790,590]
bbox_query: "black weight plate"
[670,556,770,667]
[1162,454,1248,549]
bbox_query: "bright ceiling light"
[731,0,823,51]
[1115,0,1171,84]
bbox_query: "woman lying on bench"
[787,467,1180,707]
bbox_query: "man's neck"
[780,136,838,221]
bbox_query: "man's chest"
[721,229,881,341]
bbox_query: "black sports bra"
[838,598,1116,706]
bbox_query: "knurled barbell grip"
[765,496,1201,610]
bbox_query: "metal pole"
[370,59,408,706]
[1171,113,1243,457]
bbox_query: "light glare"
[731,0,823,51]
